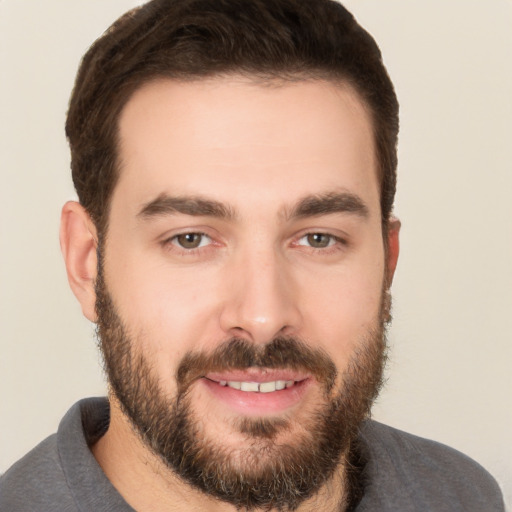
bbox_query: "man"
[0,0,505,510]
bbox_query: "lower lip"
[201,378,311,416]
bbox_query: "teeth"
[259,381,276,393]
[222,380,296,393]
[240,382,259,392]
[275,380,286,390]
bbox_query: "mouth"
[206,378,297,393]
[200,370,312,416]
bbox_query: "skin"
[60,77,400,511]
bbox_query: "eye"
[172,232,211,249]
[297,233,337,249]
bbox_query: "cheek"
[299,253,385,360]
[104,247,225,366]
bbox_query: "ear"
[60,201,98,322]
[385,217,401,287]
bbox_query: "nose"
[219,247,302,344]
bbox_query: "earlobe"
[60,201,98,322]
[385,217,401,287]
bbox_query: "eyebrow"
[138,194,235,220]
[286,192,369,220]
[137,191,369,222]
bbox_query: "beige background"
[1,0,511,506]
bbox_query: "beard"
[95,263,390,511]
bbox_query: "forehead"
[113,76,379,216]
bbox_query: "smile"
[201,371,311,414]
[208,379,297,393]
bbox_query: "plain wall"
[1,0,511,506]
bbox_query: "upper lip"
[204,369,310,383]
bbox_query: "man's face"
[96,77,398,508]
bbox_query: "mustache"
[176,337,337,394]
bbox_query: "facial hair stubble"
[94,263,389,511]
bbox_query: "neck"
[91,397,354,512]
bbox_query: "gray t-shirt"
[0,398,505,511]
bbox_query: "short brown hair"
[66,0,399,235]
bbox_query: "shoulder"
[0,434,78,511]
[0,398,131,512]
[357,420,505,511]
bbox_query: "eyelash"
[294,233,347,254]
[162,231,347,256]
[163,232,213,254]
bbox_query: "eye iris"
[177,233,202,249]
[307,233,331,248]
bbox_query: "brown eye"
[306,233,333,248]
[174,233,208,249]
